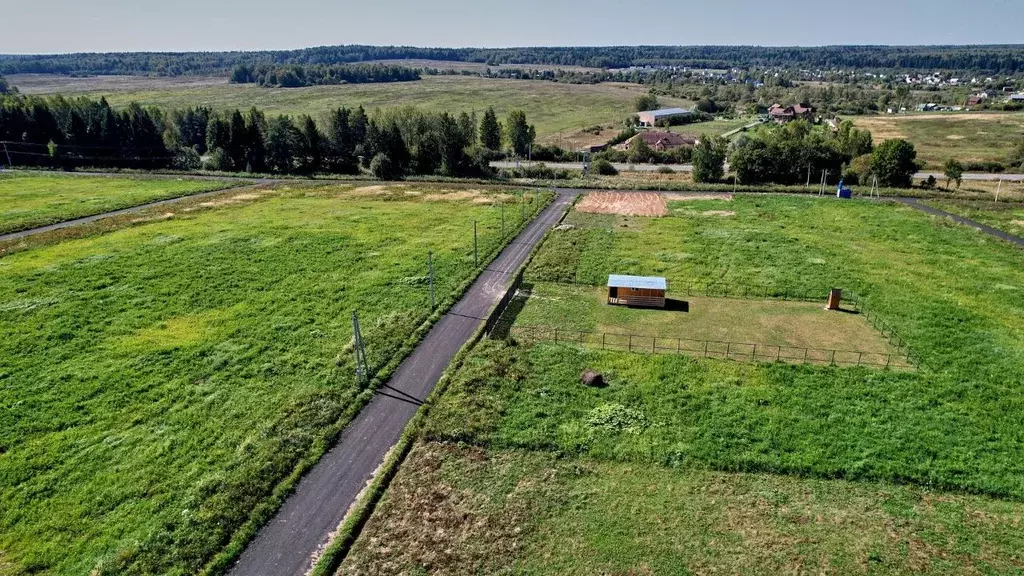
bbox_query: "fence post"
[676,338,680,354]
[776,346,781,362]
[830,350,836,366]
[857,352,863,366]
[703,341,708,357]
[751,344,756,361]
[803,348,808,363]
[652,338,656,353]
[602,332,606,350]
[886,354,891,369]
[726,342,731,359]
[629,334,633,352]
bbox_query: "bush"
[592,158,618,176]
[964,161,1005,173]
[656,166,675,174]
[370,153,400,180]
[172,147,202,171]
[202,148,232,172]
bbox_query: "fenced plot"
[510,325,914,369]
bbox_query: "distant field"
[0,173,238,234]
[342,442,1024,575]
[851,112,1024,169]
[12,74,687,138]
[0,183,547,575]
[924,198,1024,238]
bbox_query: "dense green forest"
[230,63,420,87]
[3,44,1024,76]
[0,93,533,178]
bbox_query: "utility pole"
[428,251,435,309]
[806,165,812,187]
[995,177,1002,202]
[473,220,478,267]
[352,311,369,386]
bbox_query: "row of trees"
[0,93,538,178]
[229,64,420,88]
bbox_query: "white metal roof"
[608,275,667,290]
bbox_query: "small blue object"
[836,179,852,199]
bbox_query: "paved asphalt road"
[490,161,1024,182]
[227,191,575,576]
[895,197,1024,248]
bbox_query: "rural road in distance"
[490,161,1024,182]
[228,190,576,576]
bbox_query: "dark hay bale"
[581,369,605,388]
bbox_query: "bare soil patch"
[576,192,667,217]
[702,210,736,217]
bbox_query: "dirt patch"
[663,193,734,202]
[349,184,406,197]
[946,135,966,140]
[576,192,667,217]
[1011,220,1024,227]
[702,210,736,217]
[423,189,487,202]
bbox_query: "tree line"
[0,93,537,178]
[4,44,1024,77]
[229,64,420,88]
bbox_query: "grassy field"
[13,75,688,139]
[510,282,895,356]
[335,193,1024,572]
[851,112,1024,170]
[424,194,1024,496]
[0,173,238,234]
[341,442,1024,575]
[0,182,547,575]
[924,198,1024,238]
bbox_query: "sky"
[2,0,1023,54]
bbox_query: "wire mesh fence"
[509,325,915,370]
[514,277,928,371]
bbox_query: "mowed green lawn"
[0,173,238,234]
[342,442,1024,575]
[0,183,546,575]
[21,75,688,138]
[851,112,1024,169]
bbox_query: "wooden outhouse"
[607,275,667,309]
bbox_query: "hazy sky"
[3,0,1022,54]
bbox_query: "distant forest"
[2,45,1024,76]
[230,63,421,87]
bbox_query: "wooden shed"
[607,275,667,309]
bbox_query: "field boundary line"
[509,325,914,370]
